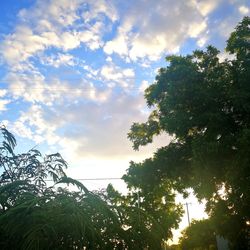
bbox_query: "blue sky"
[0,0,249,192]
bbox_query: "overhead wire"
[0,87,147,91]
[45,177,122,181]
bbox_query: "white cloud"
[65,97,168,159]
[106,56,112,62]
[0,89,7,97]
[104,35,128,56]
[0,89,10,111]
[6,67,112,105]
[41,53,76,68]
[0,0,117,67]
[103,0,218,60]
[0,99,10,111]
[10,104,61,145]
[6,89,170,165]
[123,68,135,78]
[187,21,207,38]
[0,27,102,66]
[10,120,34,141]
[18,0,82,27]
[239,5,249,15]
[6,70,59,105]
[139,80,150,93]
[1,26,46,65]
[100,63,135,86]
[217,17,241,38]
[196,1,250,51]
[194,0,219,16]
[82,0,118,23]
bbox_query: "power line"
[46,177,200,204]
[0,87,146,91]
[75,177,122,181]
[45,177,123,182]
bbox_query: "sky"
[0,0,249,241]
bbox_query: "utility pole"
[185,202,191,226]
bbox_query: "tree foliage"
[126,16,250,247]
[0,126,181,249]
[179,219,216,250]
[105,183,182,250]
[0,126,124,249]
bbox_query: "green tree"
[179,219,216,250]
[104,183,183,249]
[126,17,250,248]
[0,126,125,249]
[0,126,176,249]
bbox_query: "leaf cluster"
[126,17,250,246]
[0,126,178,249]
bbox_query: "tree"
[104,183,183,250]
[179,219,216,250]
[0,126,124,249]
[126,17,250,248]
[0,126,178,249]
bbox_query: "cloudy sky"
[0,0,249,192]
